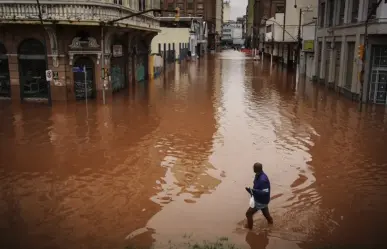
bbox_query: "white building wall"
[223,2,230,22]
[312,0,387,103]
[232,24,243,39]
[151,27,190,58]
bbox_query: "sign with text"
[72,67,84,73]
[303,40,314,52]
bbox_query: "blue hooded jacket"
[251,172,271,205]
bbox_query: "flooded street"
[1,50,387,249]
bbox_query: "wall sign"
[45,70,53,81]
[303,40,314,52]
[113,45,123,57]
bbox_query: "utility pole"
[296,8,302,67]
[359,0,382,112]
[36,0,52,106]
[101,25,106,105]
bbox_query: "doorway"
[111,41,128,93]
[136,38,149,82]
[18,39,48,99]
[369,46,387,104]
[0,42,10,97]
[345,42,355,90]
[73,57,95,100]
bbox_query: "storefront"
[136,38,148,82]
[73,57,96,100]
[18,39,48,100]
[0,42,10,97]
[111,36,128,93]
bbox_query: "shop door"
[369,46,387,104]
[18,39,48,99]
[73,57,95,100]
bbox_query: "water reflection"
[245,231,269,249]
[1,51,387,249]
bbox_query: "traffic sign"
[72,66,84,73]
[45,70,53,81]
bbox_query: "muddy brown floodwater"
[1,51,387,249]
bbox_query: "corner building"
[0,0,160,102]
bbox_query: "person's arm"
[251,180,270,196]
[251,187,269,196]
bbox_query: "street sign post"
[83,65,87,104]
[72,67,84,73]
[45,70,53,81]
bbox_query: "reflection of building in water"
[149,58,220,205]
[153,157,221,205]
[172,158,220,198]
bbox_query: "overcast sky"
[229,0,248,20]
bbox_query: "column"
[328,42,336,86]
[312,32,320,80]
[351,33,361,94]
[358,0,366,22]
[338,36,346,88]
[343,0,350,24]
[319,38,327,81]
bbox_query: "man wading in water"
[245,163,273,229]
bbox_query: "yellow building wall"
[151,27,190,59]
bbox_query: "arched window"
[0,42,6,56]
[18,39,47,99]
[18,39,45,55]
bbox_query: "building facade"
[261,0,312,67]
[245,0,255,48]
[313,0,387,104]
[0,0,160,102]
[253,0,284,49]
[151,17,207,59]
[223,0,231,22]
[160,0,223,51]
[237,16,247,38]
[221,21,244,47]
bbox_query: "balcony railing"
[0,0,160,29]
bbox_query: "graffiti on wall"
[136,56,145,82]
[111,65,125,91]
[153,54,163,78]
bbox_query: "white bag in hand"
[249,189,255,208]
